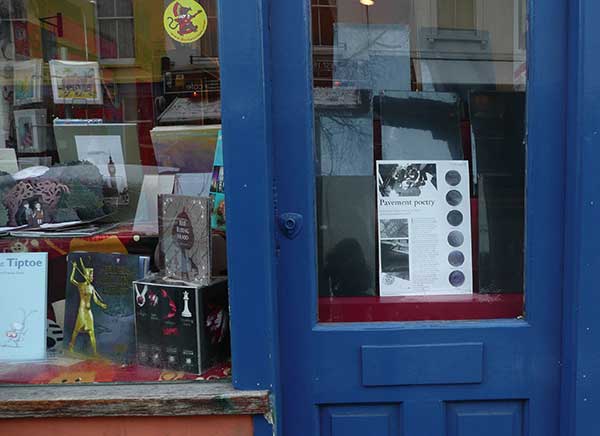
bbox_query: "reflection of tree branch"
[344,29,404,63]
[319,115,370,175]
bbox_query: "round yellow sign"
[163,0,208,44]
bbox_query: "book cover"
[159,194,212,285]
[64,252,149,363]
[134,278,229,374]
[0,253,47,361]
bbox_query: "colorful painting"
[14,109,47,153]
[49,60,103,105]
[13,59,42,106]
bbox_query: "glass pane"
[117,19,135,58]
[312,0,527,322]
[116,0,134,17]
[97,0,115,17]
[437,0,455,29]
[455,0,476,29]
[99,20,117,59]
[10,0,26,19]
[0,0,228,385]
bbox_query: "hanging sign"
[163,0,208,44]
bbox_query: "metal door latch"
[278,213,303,239]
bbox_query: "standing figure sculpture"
[68,258,108,355]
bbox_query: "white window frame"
[95,0,136,65]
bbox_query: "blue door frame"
[217,0,600,434]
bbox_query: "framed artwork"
[13,59,43,106]
[14,109,47,153]
[49,60,103,105]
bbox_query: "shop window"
[0,0,230,387]
[97,0,136,60]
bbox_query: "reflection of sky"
[383,127,453,160]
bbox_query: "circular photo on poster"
[445,170,461,186]
[449,270,466,287]
[446,190,463,206]
[448,250,465,267]
[447,230,464,247]
[447,210,463,226]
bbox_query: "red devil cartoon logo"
[167,2,201,36]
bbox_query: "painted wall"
[0,415,253,436]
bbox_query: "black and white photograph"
[377,163,437,197]
[379,218,409,239]
[380,239,409,282]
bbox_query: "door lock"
[278,213,303,239]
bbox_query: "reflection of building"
[1,0,221,163]
[311,0,527,90]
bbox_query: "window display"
[0,0,230,385]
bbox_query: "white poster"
[377,160,473,296]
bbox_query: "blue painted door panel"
[270,0,567,435]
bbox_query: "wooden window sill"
[0,382,270,419]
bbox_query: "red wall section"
[0,415,253,436]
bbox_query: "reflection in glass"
[380,92,463,161]
[312,0,527,319]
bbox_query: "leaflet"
[377,160,473,296]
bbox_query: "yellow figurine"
[68,258,108,356]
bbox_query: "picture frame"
[13,59,43,106]
[14,109,47,153]
[49,60,103,105]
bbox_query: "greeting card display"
[159,195,211,285]
[49,60,103,105]
[0,253,47,361]
[14,109,48,153]
[134,278,230,374]
[376,160,473,296]
[13,59,43,106]
[64,252,150,363]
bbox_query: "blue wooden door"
[270,0,567,435]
